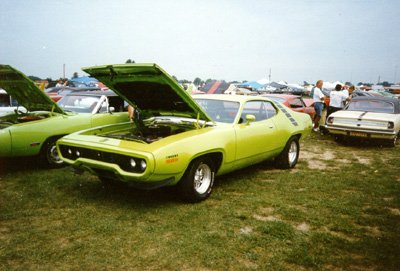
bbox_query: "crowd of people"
[311,80,355,132]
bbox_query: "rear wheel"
[276,137,299,169]
[178,157,215,203]
[386,133,399,147]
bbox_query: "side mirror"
[245,114,256,125]
[109,106,115,113]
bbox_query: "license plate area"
[349,131,368,137]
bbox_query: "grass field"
[1,133,399,270]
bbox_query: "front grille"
[59,144,146,173]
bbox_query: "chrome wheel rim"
[194,163,212,194]
[48,144,63,164]
[288,141,298,164]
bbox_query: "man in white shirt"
[327,84,350,117]
[55,79,68,87]
[313,80,326,132]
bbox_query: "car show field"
[1,132,399,270]
[0,64,399,270]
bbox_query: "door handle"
[269,125,274,128]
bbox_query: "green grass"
[1,133,400,270]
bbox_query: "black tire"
[275,137,299,169]
[178,157,215,203]
[40,138,64,168]
[386,132,399,147]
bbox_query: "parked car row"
[1,63,398,203]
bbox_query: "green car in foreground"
[0,65,129,166]
[57,63,313,202]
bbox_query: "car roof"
[261,94,300,99]
[351,96,400,113]
[192,94,274,102]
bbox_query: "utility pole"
[63,64,66,80]
[269,68,271,83]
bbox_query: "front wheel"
[275,137,299,169]
[178,157,215,203]
[40,138,64,168]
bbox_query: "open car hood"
[0,65,65,114]
[82,63,212,121]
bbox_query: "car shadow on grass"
[70,173,183,207]
[0,156,45,176]
[68,160,278,207]
[213,159,277,188]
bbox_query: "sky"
[1,0,399,85]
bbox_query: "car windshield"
[346,100,395,113]
[194,99,240,123]
[57,95,100,113]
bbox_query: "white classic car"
[325,96,400,147]
[0,88,27,115]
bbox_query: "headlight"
[140,160,147,170]
[120,157,147,173]
[388,122,394,129]
[130,158,136,168]
[327,117,334,124]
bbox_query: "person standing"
[313,80,326,132]
[55,79,68,87]
[124,101,135,122]
[327,84,350,118]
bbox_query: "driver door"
[234,101,280,167]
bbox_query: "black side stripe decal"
[276,103,298,127]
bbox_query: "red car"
[45,87,101,102]
[261,94,316,119]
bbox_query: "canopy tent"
[69,76,99,83]
[237,81,267,89]
[257,78,270,85]
[267,82,287,89]
[69,76,99,86]
[323,81,343,90]
[202,81,230,94]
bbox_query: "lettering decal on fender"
[166,154,179,164]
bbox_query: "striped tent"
[202,81,230,94]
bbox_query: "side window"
[289,98,304,108]
[264,101,277,119]
[240,101,268,123]
[98,99,108,113]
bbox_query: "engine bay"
[0,112,53,129]
[100,117,214,144]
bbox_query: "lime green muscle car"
[0,65,129,166]
[57,63,313,202]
